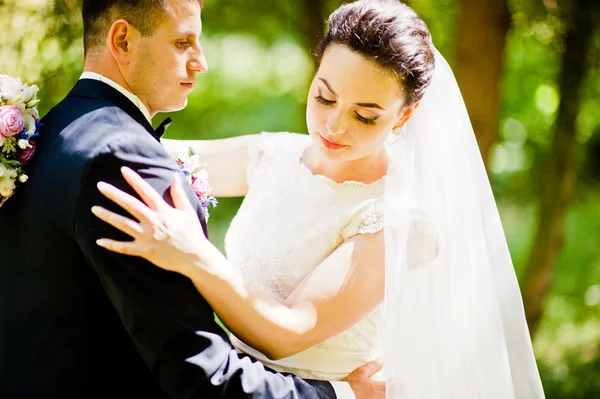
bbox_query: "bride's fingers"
[96,238,143,257]
[121,167,167,211]
[91,206,144,238]
[97,182,154,224]
[171,174,194,213]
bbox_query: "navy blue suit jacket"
[0,79,335,399]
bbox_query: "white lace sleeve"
[341,199,384,241]
[342,201,438,267]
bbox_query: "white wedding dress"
[221,48,546,397]
[224,132,387,381]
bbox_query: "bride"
[91,0,545,397]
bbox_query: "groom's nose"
[189,51,208,74]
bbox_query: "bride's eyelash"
[355,112,377,125]
[315,95,336,106]
[315,94,377,126]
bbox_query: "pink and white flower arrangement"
[176,147,217,218]
[0,74,41,207]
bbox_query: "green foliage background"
[1,0,598,396]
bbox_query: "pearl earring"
[393,125,407,136]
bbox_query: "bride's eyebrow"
[318,77,386,111]
[355,102,385,111]
[318,78,339,97]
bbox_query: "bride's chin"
[317,147,350,162]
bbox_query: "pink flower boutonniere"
[176,147,217,218]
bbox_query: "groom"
[0,0,384,398]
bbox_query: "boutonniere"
[176,147,217,218]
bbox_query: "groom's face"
[127,0,207,116]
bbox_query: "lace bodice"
[224,132,386,380]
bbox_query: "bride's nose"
[326,111,347,136]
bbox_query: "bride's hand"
[91,167,224,275]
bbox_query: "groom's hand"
[343,359,385,399]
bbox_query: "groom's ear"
[107,19,138,65]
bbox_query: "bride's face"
[306,44,409,162]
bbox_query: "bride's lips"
[318,133,348,151]
[181,81,195,89]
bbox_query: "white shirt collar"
[79,72,152,123]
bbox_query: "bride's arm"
[161,135,259,198]
[92,168,385,360]
[188,230,385,360]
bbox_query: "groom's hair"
[82,0,203,57]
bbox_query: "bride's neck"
[303,144,389,184]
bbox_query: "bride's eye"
[355,112,377,125]
[315,95,336,106]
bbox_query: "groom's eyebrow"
[180,32,200,38]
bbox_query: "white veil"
[382,49,545,398]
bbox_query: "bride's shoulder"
[246,132,309,185]
[342,201,439,266]
[342,199,384,240]
[405,207,439,267]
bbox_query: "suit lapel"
[67,79,209,235]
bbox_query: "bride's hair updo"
[316,0,435,106]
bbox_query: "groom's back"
[0,83,168,398]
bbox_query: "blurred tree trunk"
[297,0,344,132]
[300,0,345,65]
[454,0,511,169]
[300,0,328,60]
[521,0,600,337]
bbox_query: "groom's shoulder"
[42,95,161,161]
[45,92,145,135]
